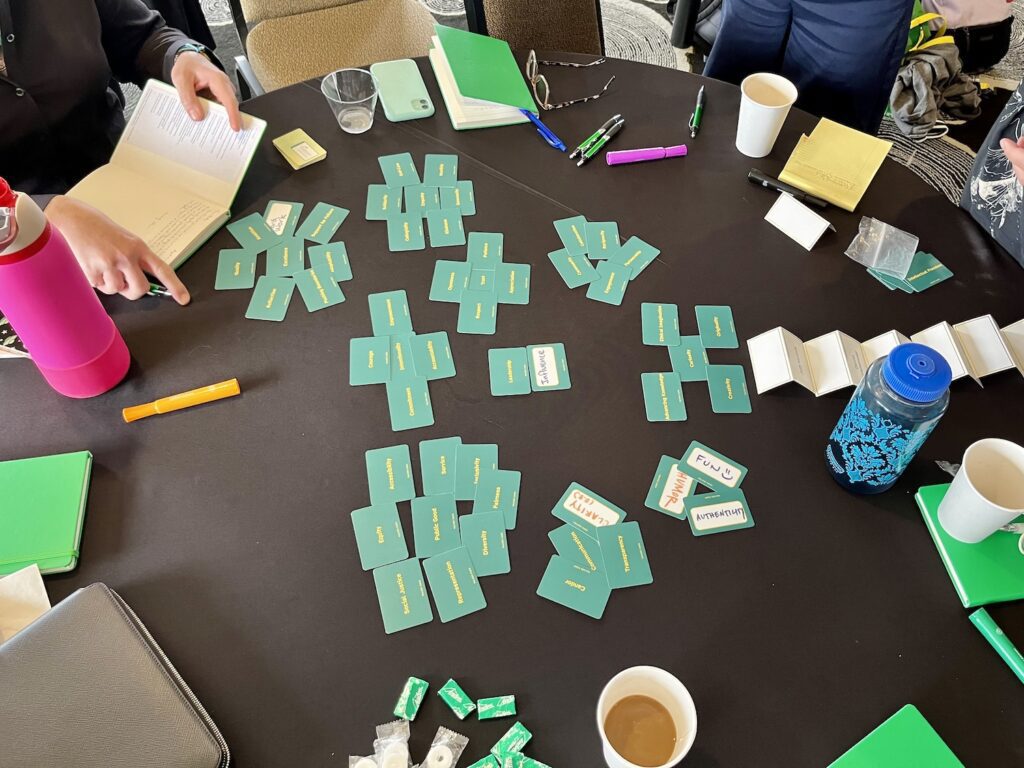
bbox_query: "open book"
[67,80,266,269]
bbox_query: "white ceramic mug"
[735,73,798,158]
[938,438,1024,543]
[596,666,697,768]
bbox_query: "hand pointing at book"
[171,51,242,132]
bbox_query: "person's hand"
[1000,137,1024,186]
[45,195,190,305]
[171,50,242,131]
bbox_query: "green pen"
[147,281,173,299]
[689,85,705,139]
[970,607,1024,685]
[570,114,622,160]
[577,118,625,166]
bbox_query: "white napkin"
[0,564,51,642]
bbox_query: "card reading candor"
[685,488,754,536]
[644,455,695,520]
[681,440,747,492]
[527,343,571,391]
[536,555,611,619]
[552,482,626,537]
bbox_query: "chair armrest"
[234,55,265,98]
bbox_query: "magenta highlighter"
[0,178,129,398]
[606,145,688,166]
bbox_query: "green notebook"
[434,24,536,112]
[916,483,1024,608]
[828,705,963,767]
[0,451,93,575]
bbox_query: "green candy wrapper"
[438,678,477,720]
[393,676,429,721]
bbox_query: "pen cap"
[665,145,688,158]
[122,403,159,423]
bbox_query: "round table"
[5,56,1023,766]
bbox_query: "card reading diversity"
[536,555,611,619]
[548,524,602,575]
[553,482,626,537]
[420,436,462,496]
[366,444,416,504]
[641,372,687,422]
[423,546,487,622]
[682,440,747,492]
[308,243,352,282]
[215,249,257,290]
[373,558,433,634]
[369,290,413,335]
[430,260,471,303]
[527,343,571,391]
[296,202,349,244]
[411,494,461,558]
[645,455,695,520]
[642,302,681,347]
[350,336,390,386]
[472,467,521,528]
[460,511,510,576]
[467,232,504,266]
[455,443,498,501]
[378,152,420,187]
[351,502,408,570]
[245,276,294,321]
[597,521,653,589]
[686,489,754,536]
[696,305,738,348]
[366,184,402,220]
[263,200,302,238]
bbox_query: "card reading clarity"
[457,290,498,335]
[467,232,504,266]
[695,305,738,349]
[427,208,466,247]
[369,290,413,335]
[548,524,603,575]
[387,212,426,252]
[349,336,390,386]
[378,152,420,187]
[488,347,531,396]
[366,184,402,220]
[641,302,681,347]
[686,488,754,536]
[307,242,352,282]
[411,494,461,559]
[264,200,303,238]
[597,521,653,589]
[460,511,510,576]
[472,467,521,529]
[641,372,687,422]
[536,555,611,620]
[586,260,629,306]
[386,377,434,431]
[707,364,752,414]
[228,212,280,252]
[215,249,257,290]
[455,444,498,501]
[294,267,345,312]
[681,440,747,492]
[669,336,709,382]
[552,482,626,537]
[405,184,440,217]
[527,343,570,392]
[245,276,294,321]
[366,444,416,504]
[549,248,599,289]
[586,221,620,259]
[373,558,433,633]
[423,546,487,622]
[410,332,455,380]
[611,236,660,280]
[553,216,589,257]
[266,238,305,277]
[644,455,695,520]
[351,502,408,570]
[430,260,471,303]
[439,180,475,215]
[420,436,462,496]
[496,263,530,305]
[423,153,458,187]
[296,202,348,244]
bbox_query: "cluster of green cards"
[867,251,953,293]
[547,216,660,306]
[221,199,352,321]
[488,343,570,396]
[349,290,458,431]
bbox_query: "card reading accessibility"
[351,502,408,570]
[457,290,498,335]
[548,524,603,576]
[440,180,475,215]
[536,555,611,619]
[410,332,456,380]
[527,343,570,391]
[644,455,695,520]
[472,467,521,528]
[387,212,426,252]
[405,184,440,217]
[423,546,487,622]
[467,232,504,266]
[460,511,510,576]
[294,266,345,312]
[641,372,687,422]
[553,216,589,256]
[496,263,530,305]
[707,364,752,414]
[420,436,462,496]
[373,558,433,633]
[430,260,472,303]
[552,482,626,538]
[386,377,434,431]
[296,202,349,244]
[215,249,257,290]
[681,440,747,492]
[641,302,681,347]
[686,488,754,536]
[669,336,709,382]
[586,221,619,259]
[488,347,531,396]
[455,443,498,501]
[369,290,413,335]
[264,200,303,238]
[349,336,390,386]
[695,305,738,348]
[265,237,304,277]
[245,276,294,321]
[610,235,660,280]
[597,521,652,589]
[427,208,466,247]
[549,248,599,289]
[366,444,416,504]
[366,184,402,220]
[228,212,280,251]
[423,153,458,187]
[378,152,420,187]
[308,243,352,282]
[586,260,629,305]
[411,494,461,559]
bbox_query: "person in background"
[0,0,243,305]
[703,0,916,134]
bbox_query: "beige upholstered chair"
[464,0,604,57]
[232,0,436,93]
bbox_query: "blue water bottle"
[826,343,952,494]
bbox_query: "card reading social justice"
[597,521,653,589]
[536,555,611,619]
[410,332,456,380]
[386,377,434,431]
[472,467,521,528]
[706,364,752,414]
[369,290,413,335]
[696,305,738,349]
[366,184,402,220]
[308,243,352,282]
[373,558,433,633]
[681,440,748,492]
[641,302,681,347]
[644,455,695,520]
[296,202,349,244]
[669,336,709,382]
[420,437,462,496]
[423,546,487,622]
[685,488,754,536]
[228,212,280,252]
[641,372,687,422]
[548,524,603,576]
[488,348,531,396]
[351,502,408,570]
[378,152,420,187]
[467,232,504,266]
[366,444,416,504]
[455,444,498,501]
[349,336,390,386]
[411,494,461,559]
[263,200,303,238]
[552,482,626,538]
[553,216,589,256]
[496,263,530,305]
[430,260,471,303]
[460,511,510,576]
[245,276,294,321]
[215,249,257,290]
[527,343,571,392]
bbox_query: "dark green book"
[828,705,963,767]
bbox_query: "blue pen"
[520,109,566,152]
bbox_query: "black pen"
[578,119,625,166]
[570,114,623,160]
[748,168,828,209]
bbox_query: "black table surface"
[3,56,1023,767]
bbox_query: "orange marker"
[122,378,241,423]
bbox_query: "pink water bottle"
[0,178,129,397]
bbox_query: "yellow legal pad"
[778,118,892,212]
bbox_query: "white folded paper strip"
[747,315,1024,396]
[764,192,832,251]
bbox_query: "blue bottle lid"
[882,343,952,403]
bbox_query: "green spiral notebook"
[0,451,93,575]
[828,705,963,767]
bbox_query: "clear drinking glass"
[321,69,377,134]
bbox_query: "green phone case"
[371,59,435,122]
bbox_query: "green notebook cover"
[434,24,536,112]
[828,705,963,767]
[0,451,92,575]
[916,483,1024,608]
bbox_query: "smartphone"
[371,59,435,122]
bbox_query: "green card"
[440,180,475,215]
[389,334,417,382]
[695,305,738,348]
[294,266,345,312]
[470,268,496,294]
[365,444,416,505]
[597,521,653,589]
[527,343,570,392]
[549,248,599,289]
[585,221,620,259]
[457,290,498,334]
[387,212,426,252]
[423,153,459,187]
[552,482,626,537]
[472,467,521,528]
[405,184,440,216]
[868,269,912,293]
[905,251,953,292]
[586,261,629,306]
[263,200,303,238]
[228,212,280,251]
[455,443,498,501]
[295,201,349,244]
[420,436,462,496]
[349,336,391,386]
[351,502,408,570]
[553,215,589,256]
[430,260,471,303]
[423,546,487,622]
[644,455,695,520]
[366,184,402,220]
[641,302,681,347]
[496,263,530,305]
[460,511,510,576]
[488,347,531,396]
[669,336,709,382]
[686,488,754,536]
[641,372,687,422]
[548,524,603,575]
[411,494,461,559]
[214,248,257,290]
[537,555,611,619]
[369,290,413,335]
[467,232,504,266]
[386,377,434,431]
[681,440,747,492]
[307,242,352,282]
[378,152,420,187]
[266,238,305,277]
[427,208,466,247]
[707,364,752,414]
[410,331,456,380]
[373,558,433,633]
[610,235,660,280]
[245,276,294,321]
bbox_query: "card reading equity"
[552,482,626,538]
[351,502,408,570]
[681,440,747,492]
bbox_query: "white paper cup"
[735,73,798,158]
[596,666,697,768]
[938,438,1024,543]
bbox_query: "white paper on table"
[912,321,976,383]
[746,327,815,394]
[764,192,832,251]
[804,330,867,395]
[954,315,1015,380]
[0,564,50,642]
[860,330,911,366]
[1002,318,1024,375]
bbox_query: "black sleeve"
[94,0,194,86]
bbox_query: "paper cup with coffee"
[938,438,1024,544]
[735,73,798,158]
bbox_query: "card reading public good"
[307,242,352,282]
[536,555,611,619]
[349,336,390,386]
[265,237,304,277]
[457,290,498,335]
[366,184,402,220]
[641,302,681,347]
[460,511,510,576]
[351,502,408,570]
[548,524,603,575]
[366,444,416,504]
[553,216,589,256]
[296,201,349,244]
[369,290,413,335]
[669,336,709,382]
[496,263,530,305]
[386,376,434,431]
[294,266,345,312]
[405,184,440,216]
[264,200,303,238]
[467,232,504,266]
[644,455,695,520]
[423,546,487,622]
[245,276,294,321]
[488,347,531,396]
[410,332,455,380]
[610,236,660,280]
[420,436,462,496]
[586,260,629,306]
[905,251,953,292]
[411,494,461,559]
[455,444,498,501]
[387,212,426,251]
[373,558,433,633]
[597,521,653,589]
[686,488,754,536]
[470,268,496,294]
[427,208,466,247]
[430,260,472,303]
[378,152,420,187]
[423,153,458,186]
[472,467,521,528]
[549,248,599,289]
[527,343,570,391]
[439,180,475,215]
[389,335,417,381]
[696,305,738,348]
[681,440,747,492]
[641,372,687,422]
[228,212,280,251]
[586,221,619,259]
[215,249,257,290]
[707,364,752,414]
[552,482,626,537]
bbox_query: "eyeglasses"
[525,50,616,111]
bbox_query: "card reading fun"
[423,153,459,187]
[472,467,521,528]
[351,502,408,570]
[641,303,681,347]
[548,524,603,575]
[440,180,475,215]
[294,267,345,312]
[586,221,620,259]
[597,521,653,589]
[681,440,748,492]
[264,200,303,238]
[644,455,695,520]
[349,336,391,386]
[430,260,472,303]
[686,488,754,536]
[527,343,571,392]
[696,305,739,349]
[366,444,416,504]
[296,202,349,244]
[488,347,531,397]
[266,237,304,277]
[411,494,461,559]
[373,558,433,633]
[387,212,426,252]
[467,232,504,266]
[378,152,420,187]
[553,216,589,257]
[641,372,687,422]
[455,444,498,501]
[422,546,487,622]
[427,208,467,247]
[245,276,294,321]
[610,235,660,280]
[369,290,413,335]
[586,261,629,306]
[385,377,434,431]
[366,184,402,220]
[405,184,440,217]
[457,290,498,335]
[536,555,611,620]
[228,212,280,252]
[552,482,626,537]
[669,336,709,382]
[307,243,352,282]
[215,249,257,290]
[420,436,462,496]
[496,263,530,305]
[410,332,456,380]
[706,364,752,414]
[460,511,510,576]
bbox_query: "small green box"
[438,678,476,719]
[393,676,429,720]
[491,721,532,757]
[477,695,516,720]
